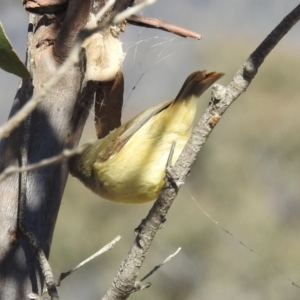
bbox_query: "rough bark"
[0,1,95,298]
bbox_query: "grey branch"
[0,141,95,182]
[57,236,121,285]
[102,4,300,300]
[139,247,181,283]
[18,213,59,300]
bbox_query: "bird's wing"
[97,99,173,162]
[119,99,173,142]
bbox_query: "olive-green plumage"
[69,70,224,203]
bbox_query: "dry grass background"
[1,1,300,299]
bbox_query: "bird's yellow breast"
[93,97,197,203]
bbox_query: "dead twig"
[57,236,121,285]
[138,247,181,284]
[127,14,201,39]
[0,142,95,182]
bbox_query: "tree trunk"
[0,2,96,298]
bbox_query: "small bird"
[69,70,224,203]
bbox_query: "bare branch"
[102,4,300,300]
[139,247,181,283]
[114,0,156,24]
[127,15,201,39]
[57,236,121,285]
[27,293,42,300]
[18,222,59,300]
[131,248,181,292]
[95,0,116,21]
[0,141,95,182]
[175,3,300,182]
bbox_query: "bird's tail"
[174,70,224,102]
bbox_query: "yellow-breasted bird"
[69,70,224,203]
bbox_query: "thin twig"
[57,236,121,285]
[0,141,95,182]
[127,15,201,39]
[27,293,42,300]
[0,0,156,140]
[95,0,116,20]
[114,0,156,24]
[139,247,181,282]
[19,225,59,299]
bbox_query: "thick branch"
[102,4,300,299]
[173,3,300,178]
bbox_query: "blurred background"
[1,1,300,299]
